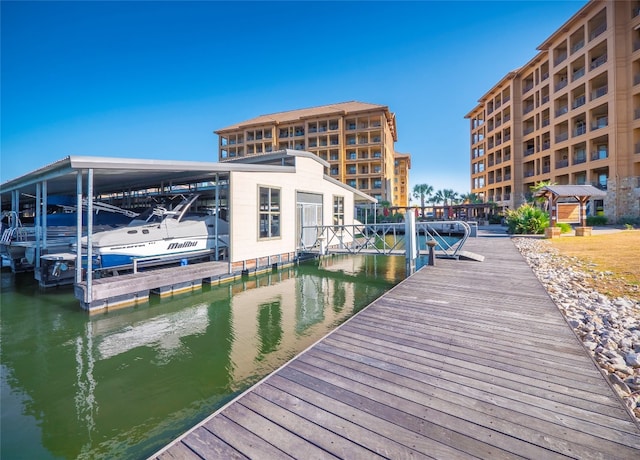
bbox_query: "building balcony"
[591,85,608,101]
[556,159,569,168]
[591,151,608,161]
[572,95,586,109]
[591,118,608,130]
[555,132,569,142]
[589,54,607,70]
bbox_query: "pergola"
[534,185,607,236]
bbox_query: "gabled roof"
[215,101,392,132]
[534,185,607,198]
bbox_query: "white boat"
[82,194,229,269]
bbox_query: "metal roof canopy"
[0,155,298,207]
[534,185,606,227]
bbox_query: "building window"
[259,186,280,239]
[333,196,344,226]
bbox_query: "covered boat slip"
[153,234,640,459]
[0,150,375,311]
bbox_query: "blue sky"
[1,0,588,196]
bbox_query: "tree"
[530,180,556,211]
[442,189,456,206]
[412,184,433,218]
[460,192,482,204]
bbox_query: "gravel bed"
[513,237,640,421]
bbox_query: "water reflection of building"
[227,267,356,385]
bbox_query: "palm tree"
[443,189,458,206]
[460,192,482,204]
[530,180,556,210]
[412,184,433,218]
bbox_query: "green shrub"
[488,214,503,224]
[504,204,550,234]
[556,222,572,233]
[617,215,640,227]
[586,215,608,226]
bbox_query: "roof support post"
[35,182,41,271]
[42,180,48,249]
[76,171,83,285]
[214,172,219,261]
[87,168,94,304]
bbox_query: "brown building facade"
[215,101,410,208]
[467,0,640,221]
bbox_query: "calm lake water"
[1,254,410,459]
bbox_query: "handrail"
[299,221,471,258]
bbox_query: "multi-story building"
[215,101,410,207]
[393,152,411,208]
[467,0,640,221]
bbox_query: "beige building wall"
[393,153,411,209]
[215,102,410,208]
[228,155,357,263]
[467,0,640,221]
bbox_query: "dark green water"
[1,255,408,459]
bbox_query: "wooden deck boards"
[153,234,640,459]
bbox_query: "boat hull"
[95,236,217,268]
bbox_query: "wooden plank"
[203,414,293,460]
[155,441,202,459]
[240,388,393,459]
[259,377,478,459]
[294,346,640,458]
[180,426,248,460]
[222,399,338,460]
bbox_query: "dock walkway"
[153,232,640,459]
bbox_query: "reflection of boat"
[82,194,229,269]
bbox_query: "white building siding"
[229,156,356,263]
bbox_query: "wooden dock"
[74,260,231,313]
[152,233,640,459]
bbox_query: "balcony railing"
[573,125,587,136]
[555,79,568,91]
[555,132,569,142]
[556,159,569,168]
[554,51,568,66]
[571,40,585,54]
[573,155,587,164]
[523,82,534,94]
[555,106,569,117]
[523,103,534,114]
[524,171,535,177]
[591,151,608,160]
[524,146,535,156]
[591,117,608,130]
[572,67,585,81]
[591,85,608,100]
[635,108,640,120]
[542,165,551,173]
[589,54,607,70]
[589,23,606,41]
[523,126,535,135]
[572,95,586,108]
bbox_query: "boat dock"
[152,233,640,459]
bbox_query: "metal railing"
[298,221,471,259]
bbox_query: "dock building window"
[333,196,344,226]
[259,186,280,239]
